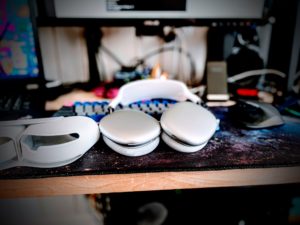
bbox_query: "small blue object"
[88,114,106,122]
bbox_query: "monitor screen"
[0,0,40,80]
[107,0,187,11]
[54,0,265,20]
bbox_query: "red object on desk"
[93,85,119,99]
[236,88,258,97]
[106,87,119,99]
[93,86,106,98]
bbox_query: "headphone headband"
[109,79,201,109]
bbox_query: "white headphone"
[99,79,218,157]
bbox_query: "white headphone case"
[0,116,100,169]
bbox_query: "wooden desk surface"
[1,108,300,198]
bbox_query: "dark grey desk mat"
[1,108,300,179]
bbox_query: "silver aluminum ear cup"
[160,102,217,149]
[103,136,160,157]
[161,132,207,153]
[99,109,160,156]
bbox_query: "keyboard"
[53,99,178,122]
[0,94,38,120]
[0,95,30,111]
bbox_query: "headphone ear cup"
[103,135,160,157]
[161,102,217,152]
[161,132,207,153]
[99,110,161,156]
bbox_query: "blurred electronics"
[229,99,284,129]
[36,0,272,91]
[0,0,46,120]
[226,29,264,83]
[206,61,229,101]
[227,69,286,103]
[0,116,100,169]
[114,66,151,86]
[35,0,298,107]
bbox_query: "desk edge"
[0,166,300,198]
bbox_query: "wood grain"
[0,166,299,198]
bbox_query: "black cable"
[84,27,102,87]
[0,22,9,42]
[100,45,125,67]
[98,42,196,80]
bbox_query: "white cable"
[188,85,206,97]
[237,33,249,46]
[228,69,286,83]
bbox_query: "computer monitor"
[0,0,44,86]
[54,0,265,18]
[44,0,267,26]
